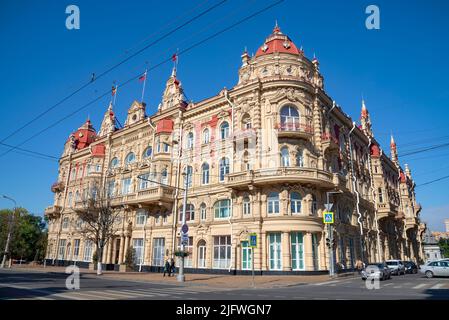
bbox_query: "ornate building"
[45,24,426,273]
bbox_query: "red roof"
[156,118,174,134]
[255,24,301,57]
[69,119,97,150]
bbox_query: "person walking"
[163,259,171,277]
[170,258,175,277]
[355,259,364,274]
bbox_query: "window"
[73,239,80,260]
[267,192,280,214]
[75,218,83,229]
[200,203,207,221]
[186,132,194,149]
[177,237,193,267]
[90,186,97,200]
[201,163,210,185]
[136,209,147,225]
[241,241,252,270]
[110,157,119,169]
[95,164,101,172]
[243,196,251,215]
[311,194,318,215]
[184,166,193,188]
[268,233,282,270]
[378,188,384,203]
[58,239,66,260]
[179,204,195,222]
[152,238,165,266]
[161,168,168,184]
[280,105,300,129]
[214,199,231,219]
[281,147,290,167]
[67,192,73,207]
[213,236,231,269]
[219,157,230,182]
[296,150,304,167]
[139,173,150,190]
[198,240,207,268]
[242,114,252,130]
[203,129,210,144]
[107,180,115,197]
[71,168,76,181]
[290,192,302,214]
[121,178,132,195]
[220,122,230,139]
[143,147,152,159]
[291,232,304,270]
[62,217,69,229]
[75,191,80,203]
[83,240,93,262]
[162,143,170,153]
[133,238,144,265]
[125,152,136,165]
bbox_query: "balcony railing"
[44,205,62,218]
[110,185,175,208]
[275,120,313,139]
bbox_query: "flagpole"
[141,70,147,103]
[113,84,118,106]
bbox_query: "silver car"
[420,260,449,278]
[386,260,405,275]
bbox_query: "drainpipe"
[228,198,234,273]
[224,89,235,135]
[367,136,382,262]
[348,122,364,262]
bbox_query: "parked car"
[403,261,418,274]
[361,262,392,281]
[420,260,449,278]
[386,260,405,275]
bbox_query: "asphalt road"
[1,269,448,300]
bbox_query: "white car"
[420,260,449,278]
[386,260,405,275]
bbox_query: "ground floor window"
[83,240,93,262]
[348,238,355,269]
[73,239,80,260]
[339,238,346,269]
[291,232,304,270]
[58,239,66,260]
[197,240,206,268]
[152,238,165,266]
[269,233,282,270]
[241,241,252,270]
[177,236,193,267]
[133,238,144,265]
[213,236,231,269]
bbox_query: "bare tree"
[74,180,122,275]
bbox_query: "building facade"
[44,24,426,273]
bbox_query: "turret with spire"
[98,102,116,137]
[390,134,399,166]
[360,99,373,137]
[160,67,187,111]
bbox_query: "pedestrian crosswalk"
[311,278,449,291]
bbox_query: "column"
[123,236,130,262]
[102,242,108,262]
[282,232,291,271]
[304,232,314,271]
[106,240,113,264]
[118,236,125,264]
[261,232,267,270]
[319,232,327,270]
[111,237,117,264]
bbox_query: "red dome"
[68,119,97,150]
[255,24,301,57]
[370,144,380,157]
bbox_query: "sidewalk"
[8,264,357,289]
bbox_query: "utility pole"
[177,170,189,282]
[326,191,341,278]
[1,195,17,269]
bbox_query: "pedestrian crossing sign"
[249,233,257,248]
[323,211,334,224]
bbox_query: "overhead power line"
[417,174,449,187]
[0,0,284,160]
[0,142,58,162]
[0,0,228,144]
[399,142,449,157]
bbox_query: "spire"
[99,102,116,137]
[273,20,280,34]
[360,99,373,137]
[405,163,411,178]
[390,134,396,149]
[361,99,368,119]
[390,134,399,166]
[241,47,250,66]
[160,69,187,111]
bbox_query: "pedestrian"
[170,258,175,276]
[163,259,171,277]
[356,259,364,274]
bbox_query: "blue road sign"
[249,233,257,248]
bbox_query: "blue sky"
[0,0,448,231]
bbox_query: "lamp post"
[1,195,17,269]
[177,170,190,282]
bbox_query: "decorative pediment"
[269,88,305,104]
[125,101,146,126]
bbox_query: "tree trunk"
[97,247,103,275]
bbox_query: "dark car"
[403,261,418,274]
[361,262,392,281]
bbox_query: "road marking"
[412,283,427,289]
[383,283,394,287]
[119,289,169,297]
[65,290,116,300]
[393,286,402,289]
[313,280,341,286]
[430,283,445,290]
[85,290,136,299]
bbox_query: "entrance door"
[198,240,206,268]
[241,241,252,270]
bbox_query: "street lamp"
[1,195,17,269]
[177,170,190,282]
[326,191,342,278]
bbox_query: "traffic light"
[332,239,337,248]
[326,238,331,248]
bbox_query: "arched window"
[110,157,119,168]
[311,194,317,215]
[62,217,69,229]
[243,196,251,215]
[75,191,80,203]
[184,166,193,187]
[180,204,195,222]
[241,114,252,130]
[267,192,280,214]
[220,122,230,140]
[219,157,230,182]
[125,152,136,165]
[291,192,302,214]
[280,147,290,167]
[203,128,210,144]
[161,168,168,184]
[296,150,304,167]
[201,163,210,185]
[280,105,300,129]
[214,199,231,218]
[186,132,194,149]
[143,147,152,159]
[200,203,207,221]
[197,239,207,268]
[67,192,73,207]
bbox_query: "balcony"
[51,181,64,193]
[275,120,313,139]
[377,203,396,220]
[110,186,175,210]
[44,205,62,219]
[332,173,348,190]
[321,133,339,151]
[405,216,419,230]
[226,167,334,190]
